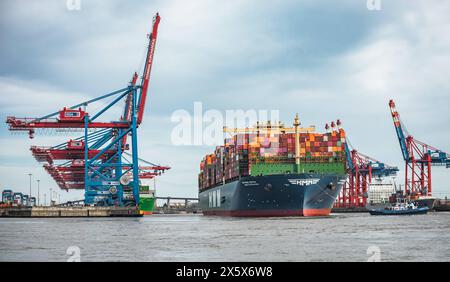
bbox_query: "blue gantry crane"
[6,13,169,206]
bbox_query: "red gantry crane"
[333,120,398,208]
[335,143,399,208]
[389,99,449,198]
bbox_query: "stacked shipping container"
[199,128,347,191]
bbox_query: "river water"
[0,212,449,262]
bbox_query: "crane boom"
[389,99,409,161]
[137,13,161,125]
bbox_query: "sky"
[0,0,449,202]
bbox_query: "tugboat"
[369,200,429,216]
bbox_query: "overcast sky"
[0,0,449,202]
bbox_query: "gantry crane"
[335,139,398,208]
[6,13,169,206]
[328,120,398,208]
[389,99,449,197]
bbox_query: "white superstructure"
[368,179,397,204]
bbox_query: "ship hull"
[199,173,346,217]
[369,207,429,216]
[138,197,155,216]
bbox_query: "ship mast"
[294,113,301,172]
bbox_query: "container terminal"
[1,13,170,217]
[0,13,449,218]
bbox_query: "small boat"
[369,201,429,216]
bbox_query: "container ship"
[123,185,156,215]
[138,185,156,215]
[198,115,347,217]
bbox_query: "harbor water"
[0,213,449,262]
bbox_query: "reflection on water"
[0,213,449,261]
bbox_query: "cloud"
[0,77,84,116]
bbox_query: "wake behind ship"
[198,115,348,217]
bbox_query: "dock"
[0,206,142,217]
